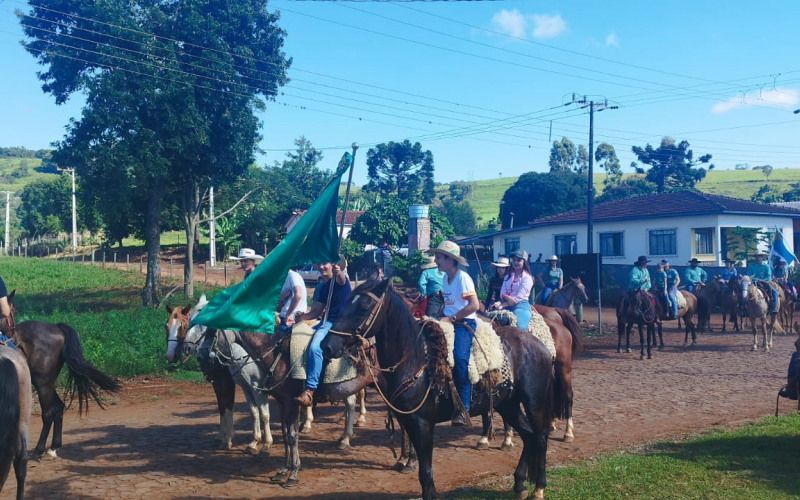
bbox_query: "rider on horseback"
[746,252,778,316]
[629,256,652,292]
[293,260,352,407]
[0,274,15,349]
[661,260,680,319]
[684,258,707,294]
[428,240,479,427]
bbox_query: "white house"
[482,191,800,265]
[284,209,364,239]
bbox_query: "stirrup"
[294,389,314,407]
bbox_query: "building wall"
[492,214,795,266]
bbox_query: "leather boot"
[451,410,467,427]
[779,377,798,400]
[293,388,315,407]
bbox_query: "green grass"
[0,157,57,191]
[3,257,221,379]
[449,413,800,499]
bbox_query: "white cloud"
[531,14,566,39]
[712,88,800,114]
[605,31,620,48]
[491,9,527,38]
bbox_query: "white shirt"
[280,270,307,319]
[442,270,477,319]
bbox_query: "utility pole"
[58,167,78,250]
[209,186,216,267]
[0,191,11,256]
[565,94,618,254]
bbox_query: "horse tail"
[0,357,21,485]
[59,323,120,415]
[555,308,583,357]
[697,296,710,329]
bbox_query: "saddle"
[0,333,17,351]
[624,290,657,321]
[289,322,363,384]
[754,280,776,308]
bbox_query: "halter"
[329,291,385,340]
[1,309,16,336]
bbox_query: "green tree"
[440,199,477,236]
[23,0,291,304]
[548,137,578,172]
[349,197,453,247]
[17,175,73,241]
[631,137,713,193]
[576,145,590,175]
[726,226,770,264]
[365,140,435,202]
[750,184,782,204]
[501,171,588,227]
[760,164,774,181]
[595,177,657,203]
[595,142,622,188]
[447,181,473,202]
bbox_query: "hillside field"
[0,156,57,191]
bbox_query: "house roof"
[529,191,800,226]
[291,209,364,226]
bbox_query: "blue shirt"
[312,278,352,324]
[665,269,680,287]
[684,267,707,285]
[746,261,772,281]
[655,270,667,290]
[720,267,738,280]
[417,268,443,297]
[629,267,651,291]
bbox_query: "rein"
[1,310,16,336]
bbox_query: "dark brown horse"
[617,290,660,360]
[703,276,741,332]
[322,279,553,500]
[0,344,31,500]
[3,292,119,459]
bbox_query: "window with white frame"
[694,228,714,255]
[504,237,520,256]
[599,232,624,257]
[554,234,577,255]
[648,228,677,256]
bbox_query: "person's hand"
[441,316,453,324]
[285,315,296,326]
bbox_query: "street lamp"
[509,212,515,229]
[58,167,77,251]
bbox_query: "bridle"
[1,308,16,336]
[329,291,385,341]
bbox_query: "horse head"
[1,290,16,336]
[165,294,209,363]
[322,278,393,360]
[571,277,589,304]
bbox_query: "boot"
[293,388,315,407]
[779,377,798,400]
[451,410,467,427]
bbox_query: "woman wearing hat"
[629,256,652,291]
[537,254,563,306]
[417,255,444,317]
[427,240,479,426]
[719,258,738,283]
[484,256,509,311]
[684,258,707,294]
[230,248,265,279]
[493,249,534,329]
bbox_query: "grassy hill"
[0,157,58,192]
[439,169,800,228]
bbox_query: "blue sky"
[1,0,799,186]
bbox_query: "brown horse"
[703,276,741,332]
[4,293,119,459]
[657,289,705,347]
[0,344,31,500]
[617,290,660,360]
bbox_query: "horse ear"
[182,305,192,315]
[165,303,173,314]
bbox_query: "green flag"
[192,152,353,334]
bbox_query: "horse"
[705,276,740,332]
[546,277,589,314]
[659,289,704,347]
[774,280,795,333]
[741,276,781,351]
[617,290,660,360]
[0,344,31,500]
[196,320,380,488]
[4,292,119,459]
[322,279,553,500]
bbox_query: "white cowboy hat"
[490,256,510,268]
[426,240,468,267]
[545,255,560,262]
[230,248,264,261]
[420,255,437,270]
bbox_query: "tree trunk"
[182,178,201,299]
[141,178,163,306]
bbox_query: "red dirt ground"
[2,309,798,500]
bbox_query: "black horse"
[617,290,660,360]
[322,279,553,500]
[3,292,119,459]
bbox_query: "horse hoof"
[691,341,697,346]
[300,424,311,434]
[564,434,575,443]
[658,346,664,351]
[283,477,298,489]
[355,418,367,428]
[647,354,653,360]
[245,446,260,456]
[500,442,514,452]
[639,354,645,360]
[46,449,58,458]
[626,348,632,353]
[514,489,529,500]
[475,441,490,451]
[401,465,416,474]
[392,462,406,472]
[337,440,351,451]
[616,348,621,354]
[271,472,288,483]
[752,346,758,352]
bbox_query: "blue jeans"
[540,283,558,305]
[667,287,678,317]
[305,321,332,390]
[770,287,778,313]
[509,301,532,330]
[453,318,476,412]
[686,283,696,294]
[0,333,16,351]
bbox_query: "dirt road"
[3,313,797,500]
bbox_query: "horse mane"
[553,308,583,356]
[236,330,278,358]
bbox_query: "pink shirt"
[500,271,533,305]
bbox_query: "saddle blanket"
[485,309,556,360]
[675,291,687,310]
[290,322,357,384]
[434,317,505,385]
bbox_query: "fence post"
[46,246,49,257]
[170,258,173,280]
[114,252,117,267]
[126,254,129,272]
[102,252,106,268]
[224,262,228,285]
[82,253,85,263]
[140,256,143,274]
[205,261,208,283]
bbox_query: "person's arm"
[333,264,346,286]
[418,270,427,296]
[442,294,480,322]
[0,297,9,317]
[284,284,305,326]
[701,269,708,282]
[296,301,324,322]
[557,269,564,288]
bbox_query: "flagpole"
[322,142,359,326]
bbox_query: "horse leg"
[616,321,623,353]
[257,391,273,455]
[399,415,437,500]
[355,388,367,427]
[270,400,291,484]
[646,324,653,360]
[657,322,664,350]
[13,429,28,500]
[337,393,356,450]
[300,405,313,434]
[501,423,515,451]
[476,411,491,450]
[683,314,690,346]
[30,381,62,459]
[211,375,235,450]
[284,401,303,488]
[638,322,646,360]
[626,322,633,353]
[240,385,263,455]
[752,316,759,351]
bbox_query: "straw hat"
[426,240,468,267]
[752,251,767,258]
[490,256,510,268]
[420,255,438,270]
[230,248,264,261]
[545,255,560,262]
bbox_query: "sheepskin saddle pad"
[290,321,357,384]
[484,309,556,360]
[433,317,505,385]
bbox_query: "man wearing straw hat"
[292,258,351,407]
[428,240,479,426]
[230,248,265,280]
[417,255,444,317]
[746,251,778,315]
